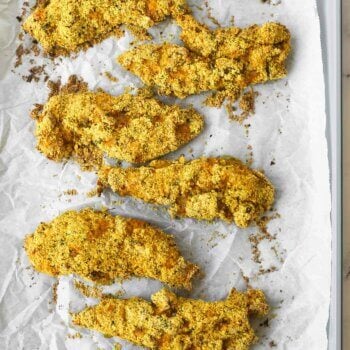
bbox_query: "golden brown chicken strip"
[73,288,269,349]
[32,89,204,170]
[118,16,291,105]
[24,208,199,289]
[23,0,189,56]
[98,157,275,228]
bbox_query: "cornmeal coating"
[118,16,291,105]
[24,208,199,289]
[72,288,269,349]
[32,90,204,169]
[98,157,275,228]
[23,0,189,56]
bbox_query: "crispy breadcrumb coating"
[32,89,204,170]
[98,157,275,228]
[72,288,269,349]
[118,16,291,105]
[23,0,189,56]
[24,208,199,289]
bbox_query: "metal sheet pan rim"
[316,0,342,349]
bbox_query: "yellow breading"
[118,15,291,105]
[98,157,275,228]
[32,90,204,170]
[72,288,269,349]
[23,0,189,56]
[24,208,199,289]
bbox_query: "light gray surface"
[317,0,342,349]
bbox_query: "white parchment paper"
[0,0,332,349]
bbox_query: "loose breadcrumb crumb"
[63,189,78,196]
[104,71,119,83]
[86,187,101,198]
[51,281,58,304]
[228,89,257,124]
[74,280,103,298]
[67,332,82,339]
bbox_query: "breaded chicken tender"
[72,288,269,349]
[24,208,199,289]
[98,157,275,228]
[32,90,204,169]
[118,16,291,105]
[23,0,189,56]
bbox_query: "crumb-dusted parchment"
[0,0,331,349]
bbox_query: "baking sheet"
[0,0,332,349]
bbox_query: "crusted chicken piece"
[118,16,291,105]
[98,157,275,228]
[72,288,269,349]
[32,90,204,170]
[24,208,199,289]
[23,0,189,56]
